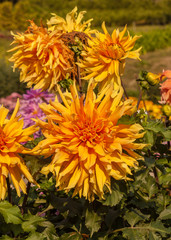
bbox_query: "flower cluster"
[9,8,141,93]
[1,7,149,201]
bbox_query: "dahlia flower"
[160,70,171,105]
[0,100,37,200]
[9,21,75,92]
[79,23,141,90]
[33,82,145,201]
[47,7,93,35]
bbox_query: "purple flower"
[23,89,54,103]
[18,89,55,139]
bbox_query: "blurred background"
[0,0,171,97]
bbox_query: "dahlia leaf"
[124,209,149,227]
[0,201,22,224]
[85,209,101,237]
[159,205,171,220]
[22,214,57,238]
[122,228,146,240]
[25,232,45,240]
[0,236,14,240]
[102,189,124,207]
[59,232,81,240]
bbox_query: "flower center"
[99,41,125,60]
[74,120,105,143]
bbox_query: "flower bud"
[163,105,171,117]
[146,72,161,86]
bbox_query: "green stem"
[21,182,31,214]
[136,90,143,110]
[76,56,82,94]
[7,177,12,204]
[121,77,129,99]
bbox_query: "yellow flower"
[47,6,93,35]
[130,97,162,119]
[9,21,75,92]
[33,82,145,201]
[79,23,141,90]
[0,100,38,200]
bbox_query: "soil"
[122,47,171,92]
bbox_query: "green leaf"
[85,209,101,237]
[159,205,171,220]
[162,129,171,141]
[0,201,22,224]
[0,236,14,240]
[59,232,81,240]
[26,232,46,240]
[125,209,149,227]
[121,221,170,240]
[149,221,171,237]
[149,231,162,240]
[22,215,45,232]
[22,214,58,239]
[123,228,146,240]
[145,130,154,145]
[103,188,124,207]
[141,175,158,199]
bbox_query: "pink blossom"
[160,70,171,105]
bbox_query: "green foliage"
[0,58,26,97]
[0,201,22,224]
[0,0,171,30]
[134,26,171,54]
[0,201,58,239]
[0,2,14,30]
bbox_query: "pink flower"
[160,70,171,105]
[0,92,22,112]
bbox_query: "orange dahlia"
[47,6,94,35]
[33,82,145,201]
[0,100,38,200]
[79,23,141,90]
[9,21,75,92]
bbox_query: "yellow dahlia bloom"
[33,82,145,201]
[47,6,93,35]
[0,100,37,200]
[9,21,75,92]
[79,23,141,90]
